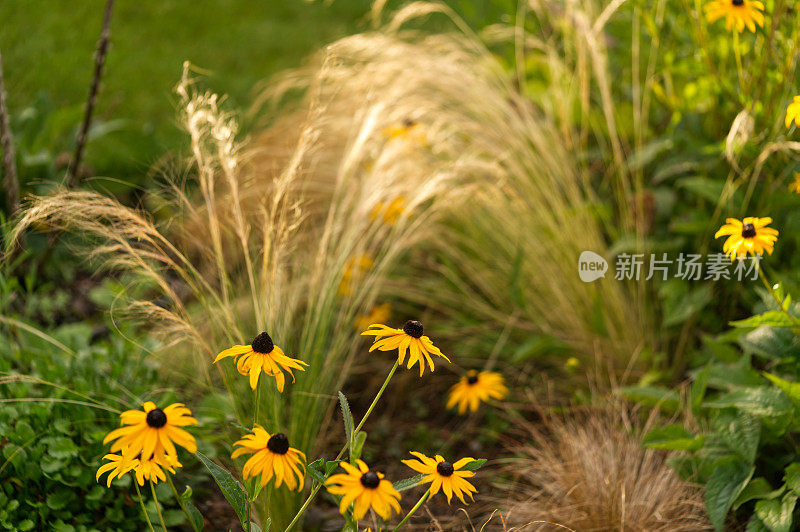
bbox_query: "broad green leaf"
[703,387,793,419]
[690,364,711,415]
[642,424,705,452]
[677,176,725,203]
[784,463,800,496]
[715,411,759,464]
[734,478,783,511]
[764,373,800,412]
[705,458,753,531]
[184,501,204,532]
[755,495,796,532]
[195,452,248,529]
[740,326,800,360]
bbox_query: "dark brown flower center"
[467,374,479,385]
[732,0,744,5]
[742,223,756,238]
[360,471,380,488]
[436,461,454,477]
[403,320,423,338]
[267,433,290,454]
[252,332,274,354]
[403,118,417,128]
[145,408,167,428]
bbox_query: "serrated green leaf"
[195,452,248,529]
[392,474,425,492]
[705,458,753,531]
[784,463,800,496]
[734,477,783,511]
[755,495,796,532]
[731,311,796,329]
[764,373,800,412]
[462,459,487,471]
[338,391,354,449]
[703,387,793,419]
[715,411,760,464]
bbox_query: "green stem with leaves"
[285,360,401,531]
[134,482,156,532]
[758,267,800,329]
[392,488,431,531]
[166,475,201,532]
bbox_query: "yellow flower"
[361,321,451,376]
[231,426,306,491]
[214,332,308,392]
[96,447,138,487]
[354,303,392,331]
[446,370,508,414]
[401,452,478,504]
[339,254,374,296]
[714,216,778,260]
[786,97,800,129]
[370,196,407,225]
[325,459,401,521]
[789,173,800,194]
[382,118,426,145]
[565,356,581,372]
[134,453,182,486]
[704,0,764,33]
[103,402,198,461]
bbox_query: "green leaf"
[755,495,796,532]
[617,385,680,413]
[715,411,760,464]
[731,311,796,329]
[703,387,793,419]
[179,487,204,531]
[677,176,726,203]
[784,463,800,496]
[734,478,783,511]
[351,431,367,462]
[690,364,711,415]
[740,326,800,360]
[705,458,754,531]
[392,474,425,492]
[338,391,354,447]
[461,459,487,471]
[642,424,705,452]
[764,373,800,412]
[662,284,712,327]
[195,452,248,529]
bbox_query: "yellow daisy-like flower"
[786,97,800,129]
[96,448,139,487]
[231,426,306,491]
[789,173,800,194]
[446,370,508,414]
[714,216,778,260]
[214,332,308,392]
[339,254,374,296]
[401,452,478,504]
[103,402,198,461]
[354,303,392,332]
[704,0,765,33]
[325,459,401,521]
[134,453,182,486]
[370,196,407,225]
[361,321,451,376]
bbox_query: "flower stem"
[253,377,261,427]
[150,481,169,532]
[166,475,201,532]
[134,482,156,532]
[284,360,401,531]
[392,489,431,531]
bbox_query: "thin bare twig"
[66,0,115,186]
[0,49,19,215]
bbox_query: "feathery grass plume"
[504,405,709,531]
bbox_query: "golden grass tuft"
[503,405,710,532]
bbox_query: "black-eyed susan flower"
[401,452,478,504]
[214,332,308,392]
[231,426,306,491]
[103,402,198,460]
[446,370,508,414]
[789,173,800,194]
[339,254,374,296]
[325,459,401,521]
[354,303,392,332]
[361,321,450,376]
[704,0,765,33]
[714,216,778,260]
[786,97,800,129]
[96,447,138,487]
[371,196,407,225]
[133,453,182,486]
